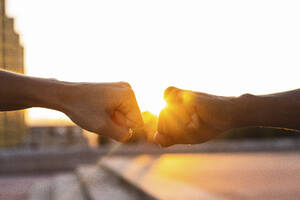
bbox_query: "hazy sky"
[6,0,300,123]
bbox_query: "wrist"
[232,93,268,128]
[28,77,76,112]
[218,96,243,131]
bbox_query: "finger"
[113,110,140,133]
[112,110,129,127]
[157,108,169,134]
[154,132,174,147]
[158,106,191,136]
[119,81,132,88]
[164,86,182,104]
[158,106,199,145]
[105,81,132,88]
[186,113,200,130]
[164,86,196,111]
[121,88,144,128]
[168,105,191,127]
[102,116,132,142]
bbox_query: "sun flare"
[147,98,167,117]
[9,0,300,125]
[136,91,167,117]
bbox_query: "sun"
[135,91,167,117]
[149,98,167,117]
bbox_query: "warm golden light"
[182,91,195,105]
[141,111,158,142]
[146,98,167,117]
[7,0,300,125]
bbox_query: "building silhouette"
[29,126,88,149]
[0,0,27,147]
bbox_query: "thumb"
[103,115,132,142]
[112,110,143,130]
[112,110,133,128]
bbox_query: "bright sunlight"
[6,0,300,125]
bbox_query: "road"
[104,152,300,200]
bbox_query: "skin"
[155,86,300,147]
[1,70,299,146]
[0,70,143,142]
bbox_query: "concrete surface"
[2,151,300,200]
[103,152,300,200]
[0,174,52,200]
[76,165,154,200]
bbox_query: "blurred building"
[0,0,27,147]
[28,126,88,149]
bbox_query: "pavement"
[0,174,53,200]
[102,152,300,200]
[2,150,300,199]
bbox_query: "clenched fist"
[62,82,143,141]
[155,86,238,146]
[1,71,299,145]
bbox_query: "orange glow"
[83,130,99,147]
[118,154,221,199]
[182,91,195,105]
[7,0,300,125]
[140,111,158,142]
[125,154,223,189]
[159,104,192,134]
[145,97,167,117]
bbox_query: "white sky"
[6,0,300,123]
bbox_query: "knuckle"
[127,87,134,96]
[119,81,132,88]
[164,86,183,103]
[164,86,177,98]
[125,88,136,100]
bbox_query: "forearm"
[234,89,300,131]
[0,70,72,112]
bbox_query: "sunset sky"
[6,0,300,124]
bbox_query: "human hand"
[155,86,238,146]
[62,82,143,142]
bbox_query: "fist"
[155,86,236,146]
[62,82,143,142]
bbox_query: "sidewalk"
[24,152,300,200]
[0,174,54,200]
